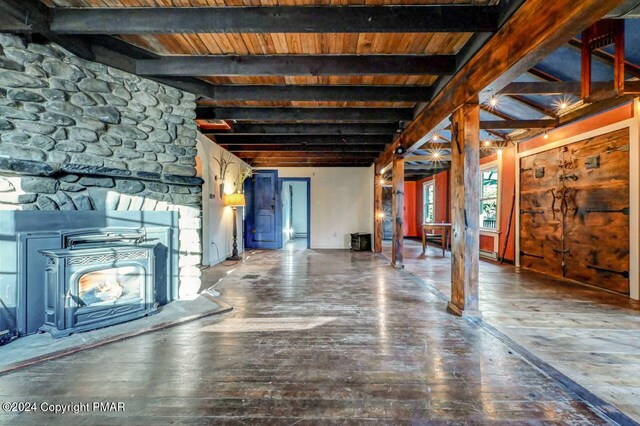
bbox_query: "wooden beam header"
[206,123,400,135]
[377,0,623,166]
[50,6,500,34]
[135,55,457,77]
[480,119,558,129]
[213,135,392,145]
[218,144,386,152]
[197,107,413,122]
[190,84,434,102]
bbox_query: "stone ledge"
[0,158,204,186]
[0,293,232,375]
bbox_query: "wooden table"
[421,223,451,257]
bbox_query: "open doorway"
[280,178,310,250]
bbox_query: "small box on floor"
[350,233,372,251]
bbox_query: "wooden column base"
[447,301,482,318]
[391,262,405,269]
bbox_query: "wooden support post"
[374,173,383,253]
[391,156,405,268]
[614,20,625,95]
[448,99,481,317]
[582,19,626,100]
[581,28,592,100]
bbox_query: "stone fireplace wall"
[0,34,203,297]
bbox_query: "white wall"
[197,133,251,265]
[290,181,308,234]
[263,167,374,249]
[281,182,292,242]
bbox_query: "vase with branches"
[237,167,254,193]
[213,150,234,197]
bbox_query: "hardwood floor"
[0,248,610,424]
[387,238,640,423]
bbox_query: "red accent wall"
[415,170,450,232]
[499,146,517,262]
[434,171,450,223]
[519,103,633,154]
[404,102,634,264]
[479,235,494,252]
[403,181,417,237]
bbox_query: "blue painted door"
[244,170,281,249]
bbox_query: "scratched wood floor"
[0,247,609,424]
[388,239,640,423]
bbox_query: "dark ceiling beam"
[509,94,558,118]
[213,135,392,145]
[499,81,582,95]
[250,162,373,167]
[219,144,386,152]
[480,119,559,129]
[417,142,453,151]
[186,83,434,103]
[484,129,509,141]
[480,104,518,121]
[377,0,622,168]
[206,123,400,135]
[498,80,640,96]
[413,0,528,116]
[405,163,450,170]
[49,5,501,34]
[513,94,636,142]
[236,154,379,161]
[406,154,452,162]
[568,37,640,79]
[0,14,31,33]
[246,159,375,165]
[0,0,155,70]
[527,66,562,82]
[405,168,449,177]
[197,107,413,122]
[135,55,457,77]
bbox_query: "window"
[480,167,498,229]
[423,181,435,223]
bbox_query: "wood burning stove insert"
[39,230,158,338]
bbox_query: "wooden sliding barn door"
[519,129,630,294]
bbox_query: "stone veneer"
[0,34,203,297]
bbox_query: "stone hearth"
[0,33,205,338]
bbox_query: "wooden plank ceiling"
[34,0,504,171]
[16,1,631,177]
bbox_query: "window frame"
[479,160,501,232]
[423,180,436,224]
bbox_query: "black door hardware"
[587,265,629,278]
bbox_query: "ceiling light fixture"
[487,95,500,108]
[543,129,549,139]
[554,96,571,113]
